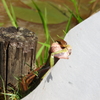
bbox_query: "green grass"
[32,0,51,66]
[0,76,21,100]
[0,76,6,100]
[48,0,83,35]
[64,13,73,34]
[1,0,18,28]
[70,0,83,22]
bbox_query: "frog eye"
[56,39,67,48]
[56,40,62,45]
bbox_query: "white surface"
[22,11,100,100]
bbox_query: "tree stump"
[0,26,37,89]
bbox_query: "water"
[0,0,100,50]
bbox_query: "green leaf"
[38,42,50,48]
[13,1,68,24]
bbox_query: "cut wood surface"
[0,27,37,88]
[22,11,100,100]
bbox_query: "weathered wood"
[0,27,37,89]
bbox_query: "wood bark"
[0,27,37,88]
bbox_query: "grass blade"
[36,44,45,60]
[64,4,83,23]
[0,76,6,100]
[70,0,83,22]
[1,0,18,27]
[32,0,50,65]
[10,4,18,27]
[48,2,69,18]
[38,42,50,48]
[31,0,45,31]
[32,0,50,42]
[44,8,50,42]
[65,13,73,33]
[39,54,44,66]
